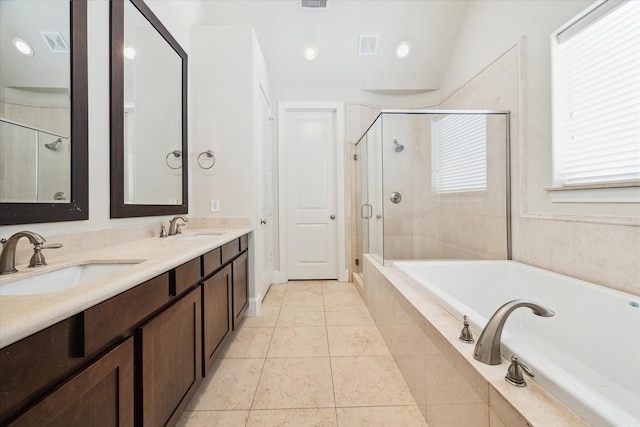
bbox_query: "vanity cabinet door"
[232,251,249,329]
[138,286,202,427]
[8,337,134,427]
[202,263,232,375]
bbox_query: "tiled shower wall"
[383,112,509,261]
[439,42,639,296]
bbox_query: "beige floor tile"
[187,358,264,410]
[262,283,288,307]
[243,307,280,328]
[277,308,326,327]
[247,408,338,426]
[332,356,416,407]
[325,307,374,326]
[324,301,369,313]
[252,357,335,409]
[323,289,365,307]
[336,406,427,427]
[221,327,274,359]
[322,281,357,293]
[175,410,249,427]
[324,310,372,326]
[268,326,329,357]
[327,325,389,356]
[287,281,325,292]
[282,291,325,309]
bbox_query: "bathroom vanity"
[0,231,250,426]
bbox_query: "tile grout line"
[323,281,341,426]
[245,295,283,425]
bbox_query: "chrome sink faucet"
[473,299,555,365]
[168,216,188,236]
[0,231,45,275]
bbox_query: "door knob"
[330,215,336,220]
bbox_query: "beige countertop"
[0,227,252,349]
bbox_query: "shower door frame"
[354,109,512,266]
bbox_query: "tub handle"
[505,355,534,387]
[459,315,474,343]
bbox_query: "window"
[551,0,640,188]
[432,114,487,193]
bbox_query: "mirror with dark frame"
[110,0,188,218]
[0,0,88,225]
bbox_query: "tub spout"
[473,299,555,365]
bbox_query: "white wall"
[441,0,638,219]
[2,0,197,238]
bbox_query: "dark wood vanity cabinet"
[232,251,249,328]
[138,287,201,427]
[0,233,250,426]
[202,263,232,375]
[8,338,134,427]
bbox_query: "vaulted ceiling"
[197,0,469,93]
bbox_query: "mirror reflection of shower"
[45,138,64,152]
[393,139,405,152]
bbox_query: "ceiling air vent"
[41,32,69,54]
[300,0,328,9]
[359,35,378,56]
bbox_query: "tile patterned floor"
[177,281,427,426]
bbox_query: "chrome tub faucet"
[473,299,555,365]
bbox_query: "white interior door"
[284,109,338,280]
[257,87,273,298]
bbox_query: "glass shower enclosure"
[354,110,511,274]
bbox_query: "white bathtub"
[393,260,640,427]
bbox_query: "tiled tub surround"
[0,226,251,348]
[363,255,589,427]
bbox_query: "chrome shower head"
[45,138,63,152]
[393,139,404,153]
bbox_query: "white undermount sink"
[175,233,224,241]
[0,261,144,296]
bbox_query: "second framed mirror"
[110,0,188,218]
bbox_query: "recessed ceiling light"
[304,45,317,61]
[395,41,411,59]
[13,38,34,56]
[124,45,136,59]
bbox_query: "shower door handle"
[360,204,373,219]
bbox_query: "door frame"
[277,102,347,283]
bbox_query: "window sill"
[545,181,640,203]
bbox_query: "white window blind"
[432,115,487,193]
[552,0,640,186]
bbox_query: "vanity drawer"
[174,258,202,296]
[84,273,170,356]
[203,248,221,276]
[240,234,248,252]
[221,239,240,264]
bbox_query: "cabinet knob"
[330,215,336,220]
[260,219,267,225]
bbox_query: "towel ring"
[165,150,182,170]
[197,150,216,169]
